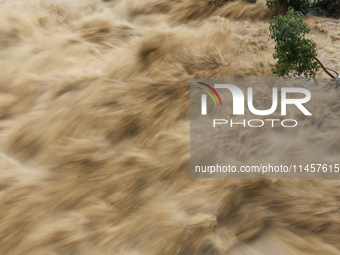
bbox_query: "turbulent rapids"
[0,0,340,254]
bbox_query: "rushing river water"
[0,0,340,254]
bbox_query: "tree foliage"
[266,0,312,12]
[315,0,340,18]
[269,7,319,78]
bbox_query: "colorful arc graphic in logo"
[196,82,222,106]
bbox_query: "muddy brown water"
[0,0,340,254]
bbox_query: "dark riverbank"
[309,0,340,18]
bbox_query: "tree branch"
[315,57,338,79]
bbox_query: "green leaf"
[269,8,319,78]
